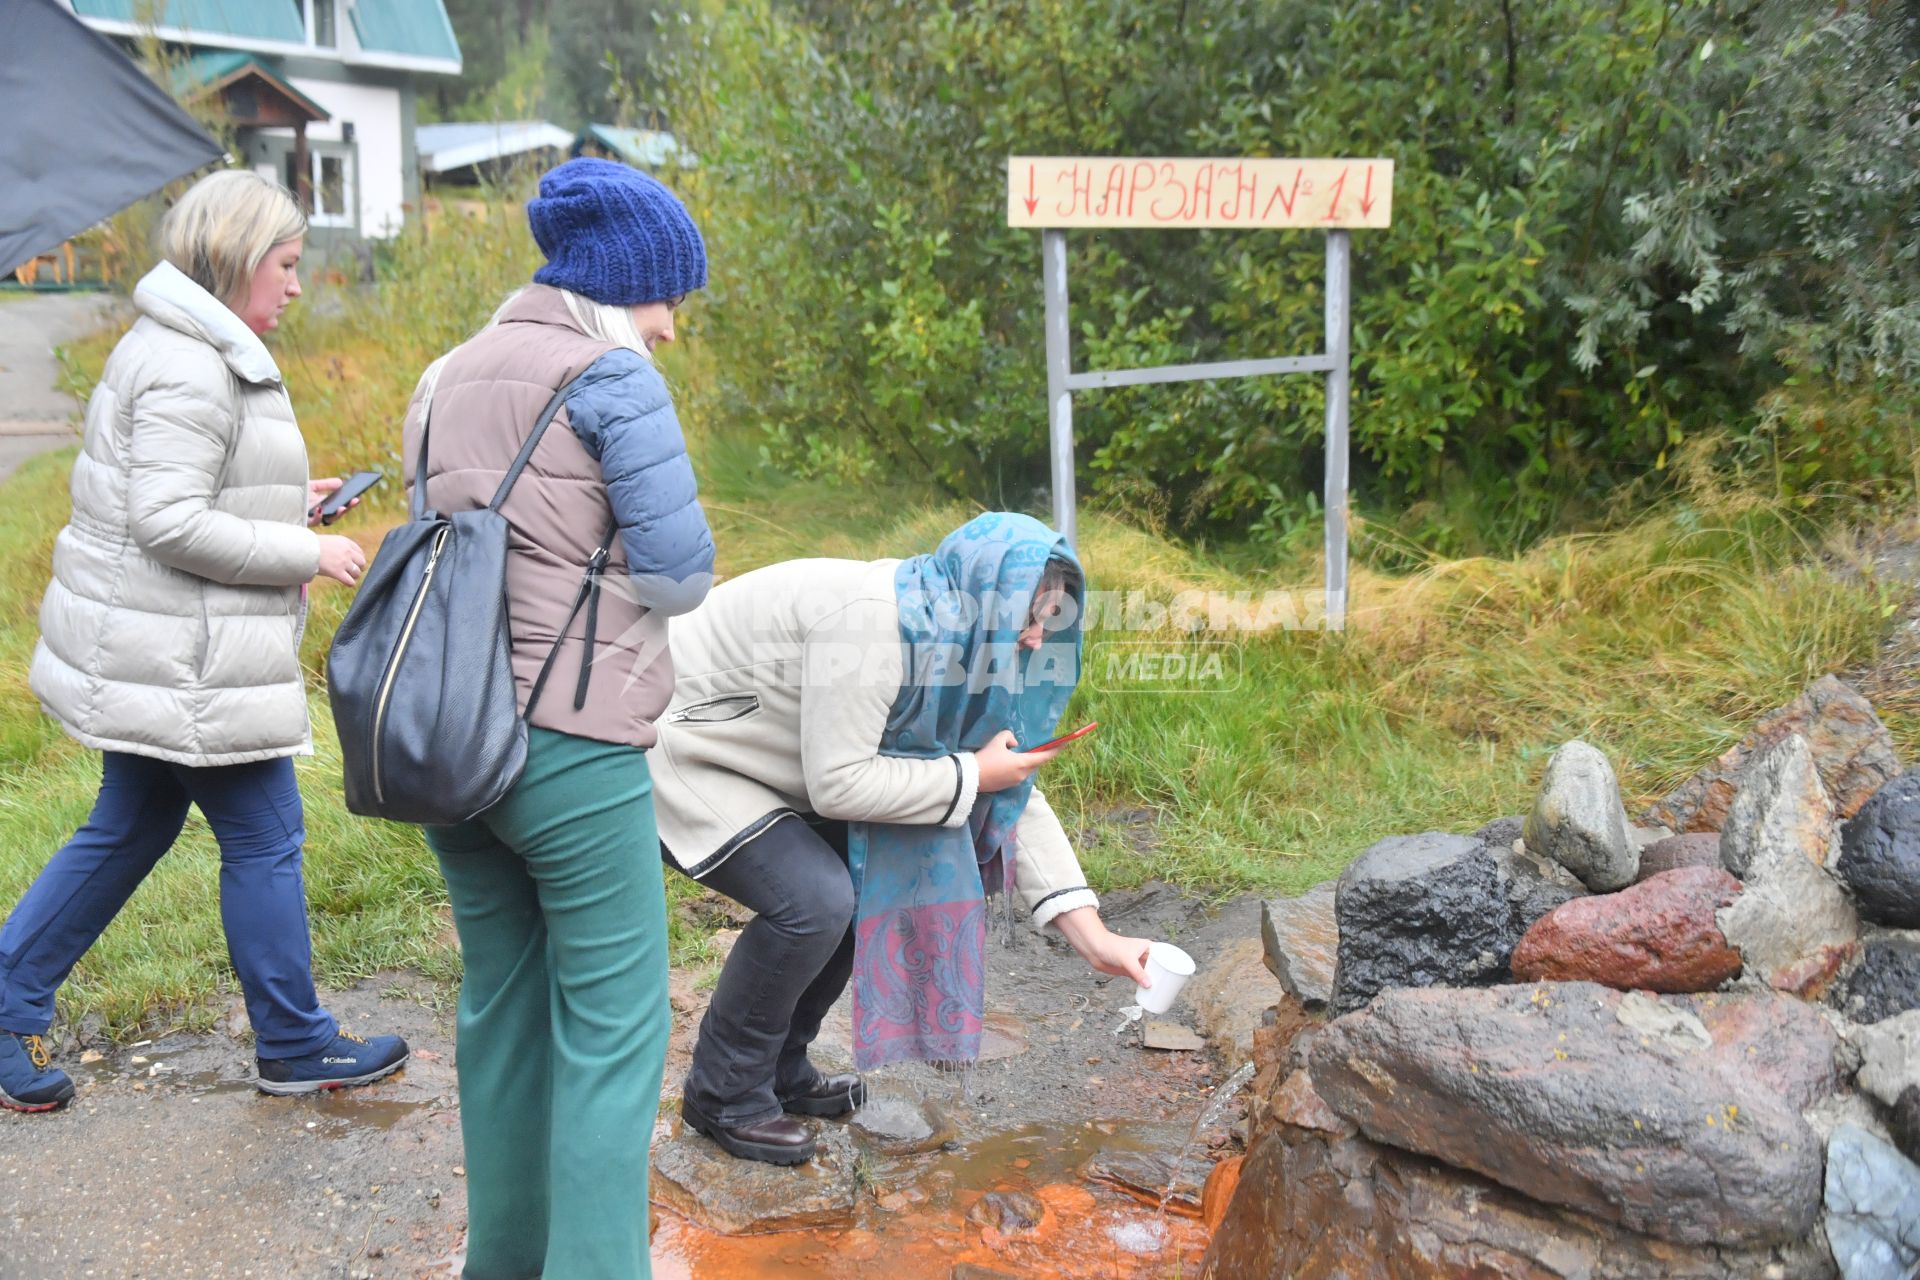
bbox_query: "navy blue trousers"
[0,752,336,1058]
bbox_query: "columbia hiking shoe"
[0,1031,75,1112]
[256,1027,409,1096]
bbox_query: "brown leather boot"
[680,1095,817,1165]
[779,1071,866,1118]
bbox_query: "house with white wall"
[66,1,461,246]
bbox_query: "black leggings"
[673,816,854,1126]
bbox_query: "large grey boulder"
[1837,769,1920,928]
[1647,675,1902,833]
[1307,983,1838,1246]
[1204,1077,1839,1279]
[1716,735,1860,998]
[1824,1124,1920,1280]
[1259,880,1338,1009]
[1524,740,1637,890]
[1328,833,1517,1015]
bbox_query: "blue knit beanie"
[527,158,707,306]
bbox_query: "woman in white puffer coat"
[0,171,406,1112]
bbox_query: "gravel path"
[2,887,1268,1279]
[0,291,114,484]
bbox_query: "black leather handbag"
[328,379,613,825]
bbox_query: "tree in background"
[645,0,1919,551]
[428,0,671,128]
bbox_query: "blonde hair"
[158,170,307,308]
[558,290,652,359]
[416,285,655,406]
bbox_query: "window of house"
[316,153,348,221]
[309,0,336,47]
[283,146,355,230]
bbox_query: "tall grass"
[7,194,1913,1036]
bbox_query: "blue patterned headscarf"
[847,512,1083,1069]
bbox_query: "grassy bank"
[5,267,1914,1040]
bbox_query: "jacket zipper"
[370,526,449,805]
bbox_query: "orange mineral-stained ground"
[649,1119,1224,1279]
[651,1179,1210,1279]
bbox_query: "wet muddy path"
[3,886,1273,1278]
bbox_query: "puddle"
[294,1092,430,1135]
[649,1118,1213,1278]
[68,1056,431,1134]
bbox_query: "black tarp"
[0,0,226,274]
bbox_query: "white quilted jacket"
[29,262,322,766]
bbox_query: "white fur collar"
[134,260,282,386]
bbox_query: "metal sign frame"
[1039,227,1353,631]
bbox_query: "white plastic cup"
[1134,942,1196,1014]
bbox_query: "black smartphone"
[314,470,384,524]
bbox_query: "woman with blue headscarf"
[651,513,1151,1165]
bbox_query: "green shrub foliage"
[651,0,1920,547]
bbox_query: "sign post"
[1010,156,1392,630]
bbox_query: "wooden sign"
[1007,157,1392,230]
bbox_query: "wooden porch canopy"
[172,52,329,211]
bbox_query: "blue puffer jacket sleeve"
[564,349,716,617]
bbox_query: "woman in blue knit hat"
[401,156,714,1280]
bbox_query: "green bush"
[650,0,1919,550]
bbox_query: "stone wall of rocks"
[1215,677,1920,1280]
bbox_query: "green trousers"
[427,728,667,1280]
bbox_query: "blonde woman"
[402,157,714,1280]
[0,170,406,1113]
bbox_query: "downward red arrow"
[1358,166,1376,216]
[1024,164,1038,216]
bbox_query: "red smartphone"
[1024,721,1098,753]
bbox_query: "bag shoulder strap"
[412,371,584,520]
[526,521,620,718]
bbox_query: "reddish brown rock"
[1271,1068,1352,1135]
[1647,675,1901,833]
[1635,832,1724,882]
[1307,983,1831,1246]
[1243,996,1322,1140]
[1686,989,1844,1111]
[1199,1155,1243,1233]
[1510,866,1744,993]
